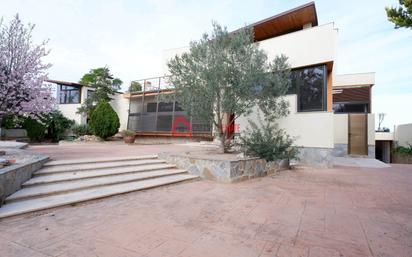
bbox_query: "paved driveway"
[28,142,213,160]
[1,163,411,257]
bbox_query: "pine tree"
[386,0,412,28]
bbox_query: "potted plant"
[121,130,136,144]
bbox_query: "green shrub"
[23,117,46,142]
[89,101,120,139]
[393,144,412,155]
[42,111,74,142]
[1,115,24,129]
[121,130,135,137]
[72,124,93,137]
[238,114,298,162]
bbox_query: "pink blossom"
[0,14,55,120]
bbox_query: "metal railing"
[127,76,212,135]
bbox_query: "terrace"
[124,76,212,138]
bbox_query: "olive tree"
[168,22,291,153]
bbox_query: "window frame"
[59,84,81,104]
[289,64,328,113]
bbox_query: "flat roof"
[234,2,318,42]
[334,72,375,88]
[46,79,84,87]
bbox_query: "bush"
[238,114,298,162]
[121,130,135,137]
[393,144,412,155]
[23,117,46,142]
[72,124,93,137]
[89,101,120,140]
[1,115,24,129]
[43,111,75,142]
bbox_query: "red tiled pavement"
[1,144,411,257]
[28,142,212,160]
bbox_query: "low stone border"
[393,153,412,164]
[159,152,287,183]
[0,149,49,205]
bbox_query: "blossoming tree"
[0,14,55,123]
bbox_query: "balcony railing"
[127,76,212,136]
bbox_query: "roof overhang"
[333,72,375,88]
[234,2,318,42]
[45,79,84,88]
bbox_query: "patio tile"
[1,147,411,257]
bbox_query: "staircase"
[0,155,198,219]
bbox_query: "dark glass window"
[333,103,369,113]
[147,102,183,112]
[158,102,174,112]
[59,85,80,104]
[147,102,157,112]
[87,90,94,99]
[291,65,327,112]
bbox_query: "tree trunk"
[219,132,226,153]
[0,117,3,140]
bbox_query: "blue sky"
[1,0,411,128]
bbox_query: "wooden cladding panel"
[333,86,370,103]
[348,114,368,155]
[238,2,318,42]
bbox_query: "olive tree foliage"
[167,22,291,153]
[386,0,412,28]
[0,14,55,122]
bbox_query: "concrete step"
[43,155,158,167]
[24,163,177,186]
[6,169,187,203]
[38,159,165,174]
[0,174,199,219]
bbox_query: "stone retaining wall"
[158,152,285,183]
[393,153,412,164]
[298,147,334,168]
[0,149,48,205]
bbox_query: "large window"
[289,65,327,112]
[59,85,80,104]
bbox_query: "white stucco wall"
[237,95,334,149]
[58,104,84,124]
[375,132,394,141]
[334,73,375,87]
[334,114,348,144]
[163,23,338,74]
[395,123,412,147]
[258,23,337,69]
[333,113,375,146]
[110,94,129,131]
[368,114,375,146]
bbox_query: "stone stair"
[0,155,198,219]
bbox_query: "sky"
[1,0,411,129]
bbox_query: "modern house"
[375,123,412,163]
[160,2,375,166]
[46,79,129,130]
[51,2,377,166]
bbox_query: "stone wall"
[332,144,348,157]
[298,147,334,167]
[393,153,412,164]
[0,149,48,205]
[332,144,375,159]
[158,152,285,183]
[1,129,27,139]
